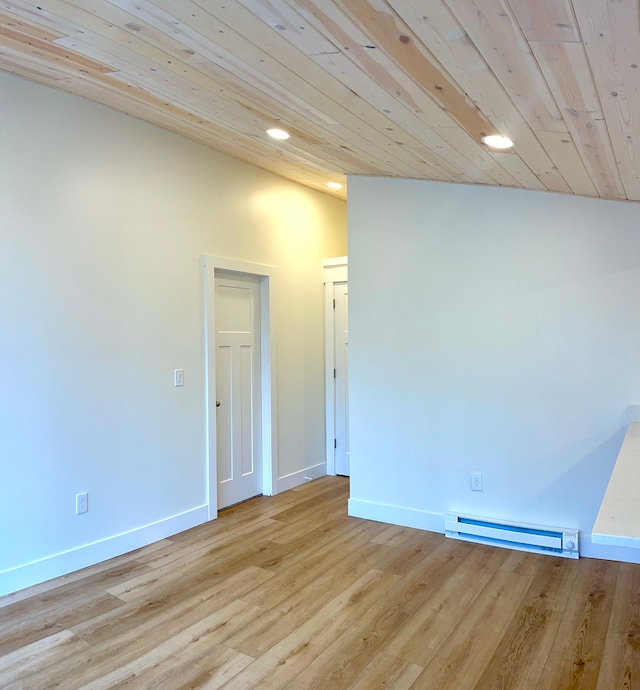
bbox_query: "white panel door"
[215,272,262,508]
[334,282,350,475]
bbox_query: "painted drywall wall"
[0,72,346,595]
[348,175,640,563]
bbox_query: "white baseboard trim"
[277,462,327,493]
[348,499,640,565]
[0,505,209,597]
[348,498,443,533]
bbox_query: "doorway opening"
[203,256,276,519]
[324,257,349,476]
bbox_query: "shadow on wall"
[523,425,626,531]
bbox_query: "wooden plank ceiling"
[1,0,639,202]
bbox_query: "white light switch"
[174,369,184,387]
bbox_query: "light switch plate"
[174,369,184,387]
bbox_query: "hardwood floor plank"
[412,568,536,689]
[0,540,172,611]
[106,528,280,603]
[72,566,272,647]
[292,586,415,689]
[383,544,510,666]
[76,604,259,690]
[0,588,123,657]
[221,569,401,689]
[0,630,89,686]
[347,652,423,690]
[240,519,389,609]
[225,540,395,658]
[15,599,263,690]
[462,556,581,689]
[595,562,640,690]
[1,477,638,689]
[134,518,281,569]
[536,558,619,689]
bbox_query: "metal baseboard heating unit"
[444,513,579,559]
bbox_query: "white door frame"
[324,257,348,476]
[203,255,277,519]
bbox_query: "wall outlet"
[76,492,88,514]
[470,472,483,491]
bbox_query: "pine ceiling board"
[389,0,569,191]
[532,40,626,200]
[334,0,500,143]
[50,8,403,179]
[433,127,523,187]
[0,10,65,41]
[109,0,437,172]
[113,0,464,183]
[182,3,456,169]
[1,0,638,203]
[63,70,348,189]
[401,147,479,184]
[390,0,531,138]
[536,131,598,198]
[0,50,71,83]
[309,52,429,147]
[107,65,401,178]
[542,175,571,194]
[0,23,112,77]
[310,53,497,185]
[442,0,565,133]
[490,152,547,191]
[505,0,580,43]
[269,1,479,178]
[105,69,277,137]
[0,40,106,86]
[208,0,339,58]
[270,0,510,183]
[199,0,478,183]
[69,71,222,127]
[572,0,640,192]
[279,0,521,184]
[277,0,458,129]
[107,0,340,126]
[305,143,395,176]
[57,34,334,152]
[622,183,640,203]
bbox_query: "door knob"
[216,401,221,407]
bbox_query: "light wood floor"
[1,476,640,689]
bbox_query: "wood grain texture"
[0,0,640,201]
[1,476,639,689]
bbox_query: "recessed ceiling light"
[266,128,290,140]
[326,182,343,190]
[481,134,514,149]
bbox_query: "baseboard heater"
[444,513,579,559]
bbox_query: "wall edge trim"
[277,463,327,493]
[0,505,209,597]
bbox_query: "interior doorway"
[203,256,276,518]
[324,257,349,476]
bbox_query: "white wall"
[348,175,640,563]
[0,72,346,595]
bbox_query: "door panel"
[215,273,262,508]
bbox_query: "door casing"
[203,255,276,519]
